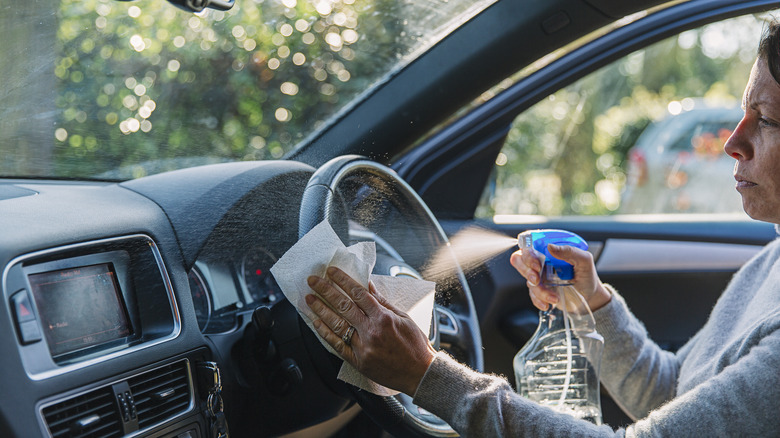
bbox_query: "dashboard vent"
[128,361,192,430]
[42,386,122,438]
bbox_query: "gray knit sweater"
[413,236,780,437]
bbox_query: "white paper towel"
[271,220,436,396]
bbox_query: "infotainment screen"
[28,263,134,357]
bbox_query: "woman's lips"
[735,175,757,189]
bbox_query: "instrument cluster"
[188,245,284,333]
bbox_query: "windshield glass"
[1,0,495,180]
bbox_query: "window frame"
[395,0,778,222]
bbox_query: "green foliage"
[50,0,414,178]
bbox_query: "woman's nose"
[723,115,753,161]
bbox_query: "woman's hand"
[305,266,437,396]
[510,243,611,312]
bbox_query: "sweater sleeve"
[592,286,679,420]
[414,329,780,438]
[412,352,621,438]
[623,323,780,436]
[413,288,780,437]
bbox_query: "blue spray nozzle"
[519,230,588,281]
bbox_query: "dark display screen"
[28,263,133,357]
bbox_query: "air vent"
[41,360,192,437]
[128,361,192,430]
[42,386,122,438]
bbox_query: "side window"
[477,14,766,219]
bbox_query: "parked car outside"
[621,104,744,214]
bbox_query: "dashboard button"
[11,289,35,322]
[11,290,42,344]
[19,320,42,344]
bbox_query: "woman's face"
[724,57,780,223]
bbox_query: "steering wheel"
[298,155,483,437]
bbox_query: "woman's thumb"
[547,243,577,263]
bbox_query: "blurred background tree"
[48,0,477,178]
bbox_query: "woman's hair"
[759,20,780,85]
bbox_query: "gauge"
[241,247,283,305]
[187,268,211,332]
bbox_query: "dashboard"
[0,161,326,437]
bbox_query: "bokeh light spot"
[167,59,181,72]
[280,82,299,95]
[55,128,68,142]
[295,19,309,32]
[275,108,291,122]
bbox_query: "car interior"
[2,0,778,437]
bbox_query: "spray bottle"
[512,230,604,424]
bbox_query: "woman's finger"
[510,250,541,285]
[528,282,557,310]
[325,266,383,318]
[305,294,360,358]
[367,281,394,310]
[368,280,408,317]
[307,273,368,327]
[305,292,352,338]
[535,282,559,304]
[522,247,544,271]
[529,290,549,311]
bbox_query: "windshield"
[1,0,495,180]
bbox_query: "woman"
[305,23,780,436]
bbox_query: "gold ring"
[342,325,356,346]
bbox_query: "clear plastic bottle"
[513,230,604,424]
